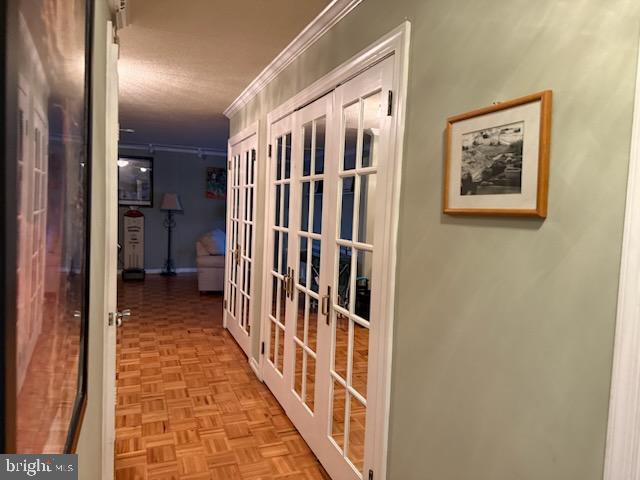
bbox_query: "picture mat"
[448,100,541,210]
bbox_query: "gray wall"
[230,1,640,479]
[118,148,226,270]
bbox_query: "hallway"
[114,275,329,480]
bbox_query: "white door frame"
[603,36,640,480]
[257,22,410,479]
[101,21,119,480]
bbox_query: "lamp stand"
[161,210,177,276]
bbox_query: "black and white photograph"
[460,122,524,196]
[444,91,551,217]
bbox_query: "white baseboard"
[249,357,262,382]
[118,268,198,274]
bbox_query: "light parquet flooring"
[115,274,330,480]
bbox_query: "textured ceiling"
[118,0,332,149]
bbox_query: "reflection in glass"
[358,174,376,245]
[311,239,321,294]
[281,232,288,275]
[284,133,292,179]
[300,181,310,231]
[275,185,281,226]
[271,275,278,318]
[331,380,346,450]
[277,327,285,373]
[340,177,355,241]
[303,122,312,177]
[362,91,383,168]
[343,102,359,171]
[273,231,279,272]
[308,297,319,352]
[15,0,90,453]
[334,314,349,379]
[297,291,306,341]
[351,322,369,398]
[270,321,277,364]
[299,236,308,287]
[356,250,372,321]
[348,395,367,474]
[315,118,326,175]
[294,344,304,397]
[276,136,283,180]
[283,184,290,228]
[305,353,316,412]
[313,181,323,234]
[338,246,352,310]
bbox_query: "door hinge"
[228,160,232,170]
[268,144,272,158]
[224,299,227,309]
[369,469,374,480]
[387,90,393,116]
[261,341,265,355]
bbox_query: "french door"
[262,57,394,479]
[225,131,258,356]
[263,115,294,401]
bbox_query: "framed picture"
[118,156,154,207]
[206,166,227,199]
[444,91,552,217]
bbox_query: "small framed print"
[444,91,552,217]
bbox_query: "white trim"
[258,22,410,480]
[249,357,263,381]
[117,268,199,274]
[119,142,227,158]
[223,0,364,118]
[228,121,259,148]
[604,36,640,480]
[265,24,406,127]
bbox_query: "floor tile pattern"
[115,274,330,480]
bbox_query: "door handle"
[288,268,295,299]
[322,286,332,324]
[109,309,131,327]
[282,272,290,298]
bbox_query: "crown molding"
[223,0,364,119]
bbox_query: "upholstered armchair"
[196,229,225,292]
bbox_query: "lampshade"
[160,193,183,212]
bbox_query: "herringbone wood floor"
[115,274,330,480]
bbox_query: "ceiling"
[117,0,331,150]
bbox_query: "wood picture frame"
[444,90,552,217]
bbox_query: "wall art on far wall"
[118,156,154,207]
[206,166,227,199]
[444,90,552,217]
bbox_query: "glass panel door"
[225,133,257,356]
[282,96,333,444]
[262,116,295,403]
[324,57,392,480]
[7,0,93,453]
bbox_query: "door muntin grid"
[329,89,383,477]
[227,153,241,320]
[237,148,256,335]
[293,116,326,413]
[268,132,292,375]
